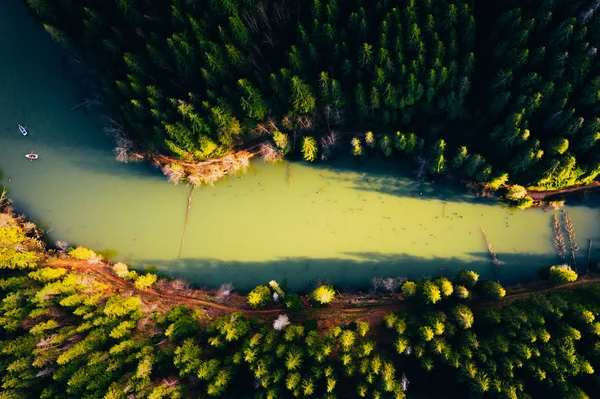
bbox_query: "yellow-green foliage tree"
[67,246,99,261]
[312,285,335,305]
[0,215,39,269]
[113,262,129,278]
[456,270,479,288]
[302,136,318,162]
[401,281,417,298]
[481,281,506,300]
[135,273,157,290]
[247,285,271,308]
[549,265,578,284]
[420,281,442,304]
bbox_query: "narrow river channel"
[2,1,600,290]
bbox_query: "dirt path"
[47,259,405,318]
[527,181,600,200]
[47,258,600,320]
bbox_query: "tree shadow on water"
[69,157,167,181]
[136,251,563,292]
[302,156,497,206]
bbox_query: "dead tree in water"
[552,214,566,261]
[563,212,579,272]
[481,226,501,283]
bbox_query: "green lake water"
[2,1,600,290]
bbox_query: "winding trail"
[46,259,403,317]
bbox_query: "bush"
[488,173,509,191]
[284,293,304,313]
[516,195,534,209]
[549,265,578,285]
[135,273,157,290]
[248,285,272,309]
[401,281,417,298]
[113,262,129,278]
[28,267,67,282]
[456,270,479,288]
[506,185,527,201]
[67,246,98,261]
[125,270,138,280]
[311,285,335,305]
[481,281,506,300]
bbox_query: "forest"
[22,0,600,189]
[1,194,600,398]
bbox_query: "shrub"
[481,281,506,300]
[488,173,509,191]
[28,267,67,282]
[248,285,272,309]
[549,265,578,285]
[312,285,335,305]
[135,273,157,290]
[365,131,375,148]
[420,281,442,304]
[453,304,474,329]
[457,270,479,288]
[285,293,304,313]
[351,137,363,156]
[506,185,527,201]
[67,246,98,261]
[516,195,534,209]
[401,281,417,298]
[113,262,129,278]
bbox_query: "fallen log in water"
[178,186,195,259]
[481,226,501,283]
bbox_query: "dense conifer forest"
[23,0,600,189]
[1,197,600,398]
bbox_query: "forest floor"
[46,258,600,329]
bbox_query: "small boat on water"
[25,153,38,160]
[18,125,28,136]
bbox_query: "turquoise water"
[1,1,600,290]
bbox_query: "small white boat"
[18,125,28,136]
[25,153,38,160]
